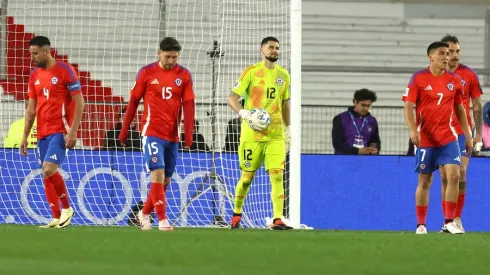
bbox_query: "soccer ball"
[250,108,271,129]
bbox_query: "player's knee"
[418,175,432,189]
[269,169,283,184]
[150,169,165,183]
[240,171,255,186]
[459,167,467,181]
[42,162,57,177]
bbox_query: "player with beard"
[21,36,85,228]
[228,36,292,230]
[438,34,483,233]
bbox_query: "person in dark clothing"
[103,108,141,151]
[332,88,381,155]
[179,120,210,152]
[223,99,245,152]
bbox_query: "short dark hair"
[159,37,181,52]
[29,36,51,47]
[441,34,459,45]
[353,88,377,103]
[261,36,279,46]
[427,41,449,56]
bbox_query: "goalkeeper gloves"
[285,125,291,154]
[475,141,483,153]
[239,109,267,131]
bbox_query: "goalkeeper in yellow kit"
[227,36,292,230]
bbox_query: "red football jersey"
[451,64,483,135]
[27,61,82,140]
[131,62,195,142]
[402,68,463,147]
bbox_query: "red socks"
[455,193,465,218]
[150,183,166,221]
[416,205,428,225]
[43,179,61,219]
[47,172,70,209]
[444,201,457,220]
[142,195,153,215]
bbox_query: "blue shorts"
[414,141,461,173]
[36,133,66,166]
[142,136,178,177]
[457,134,468,157]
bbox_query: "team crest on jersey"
[244,161,251,168]
[51,77,58,84]
[276,77,283,85]
[175,78,182,86]
[461,80,466,86]
[447,83,454,91]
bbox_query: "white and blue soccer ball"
[250,108,271,129]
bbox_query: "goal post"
[0,0,302,228]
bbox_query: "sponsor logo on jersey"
[51,77,58,84]
[175,78,182,86]
[276,77,283,85]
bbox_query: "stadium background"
[0,0,490,230]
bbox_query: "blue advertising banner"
[1,149,489,231]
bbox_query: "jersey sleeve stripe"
[239,65,255,81]
[57,62,78,82]
[135,62,156,80]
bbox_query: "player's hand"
[284,126,291,154]
[359,147,377,155]
[65,130,77,149]
[239,109,266,131]
[474,134,483,154]
[19,139,28,156]
[465,137,474,157]
[410,129,421,147]
[118,131,128,147]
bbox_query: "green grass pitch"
[0,225,489,275]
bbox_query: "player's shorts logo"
[420,164,426,170]
[175,78,182,86]
[244,161,251,168]
[276,77,283,85]
[151,157,158,163]
[51,77,58,84]
[447,83,454,91]
[461,80,466,86]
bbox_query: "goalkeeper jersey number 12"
[232,61,290,142]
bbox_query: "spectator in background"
[482,102,490,151]
[332,88,380,155]
[4,117,37,148]
[179,120,210,152]
[103,108,141,151]
[224,99,244,152]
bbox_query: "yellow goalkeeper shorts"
[238,140,285,172]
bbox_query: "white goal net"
[0,0,291,228]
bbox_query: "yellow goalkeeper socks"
[270,169,284,219]
[233,173,253,214]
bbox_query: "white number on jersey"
[162,87,173,99]
[43,88,49,99]
[437,93,443,105]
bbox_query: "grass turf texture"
[0,225,489,275]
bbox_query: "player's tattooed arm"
[472,97,483,136]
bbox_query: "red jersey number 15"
[162,87,172,100]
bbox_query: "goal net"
[0,0,291,228]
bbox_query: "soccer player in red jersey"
[20,36,85,228]
[402,41,473,234]
[119,37,195,231]
[438,34,483,233]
